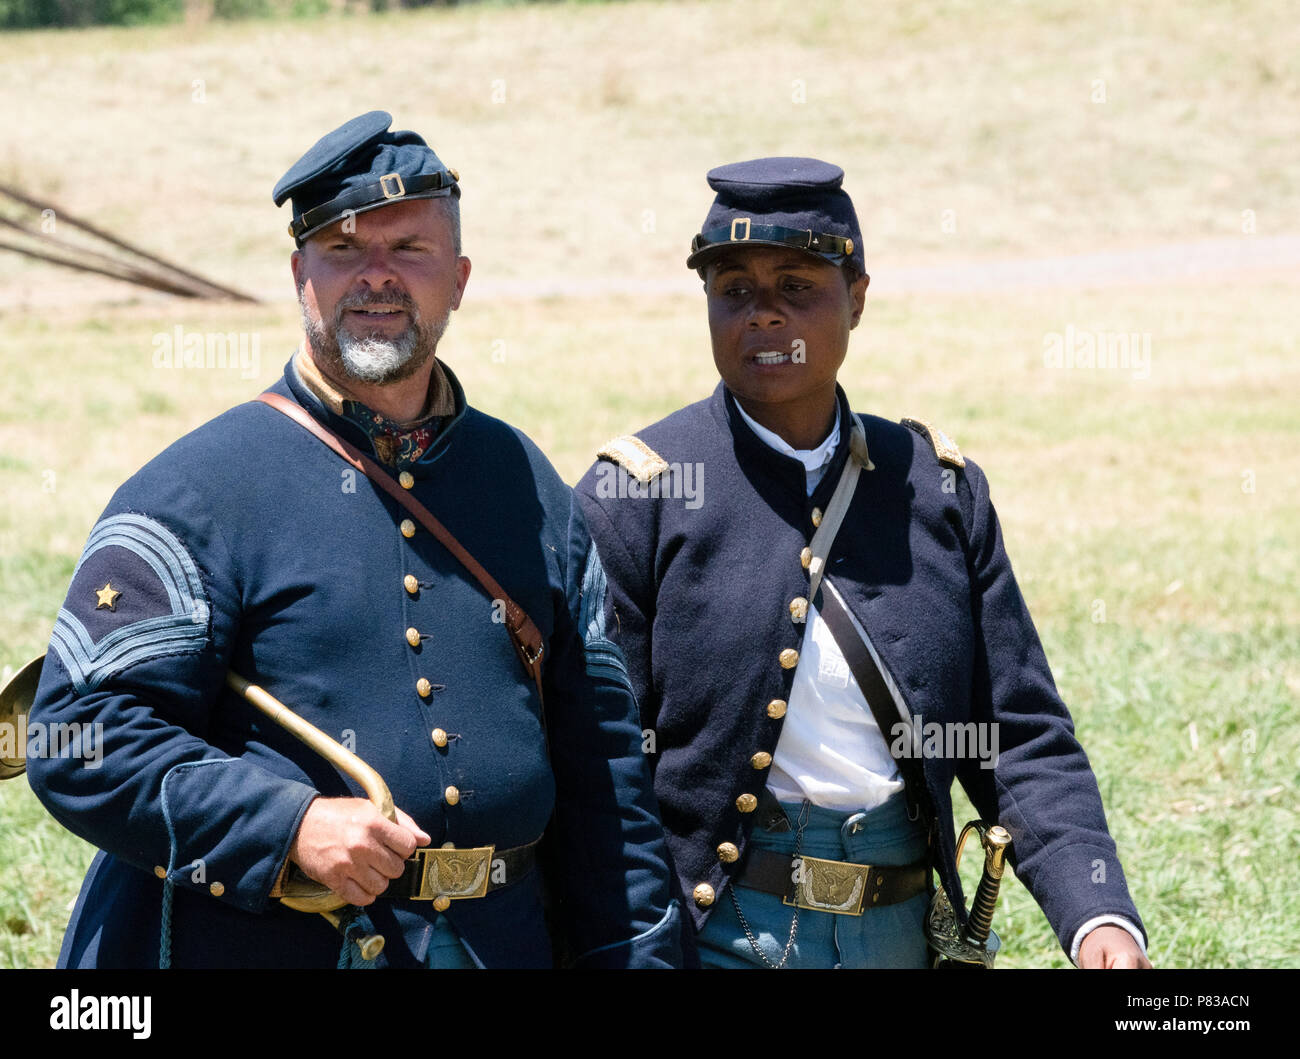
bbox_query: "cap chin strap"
[689,221,853,264]
[289,168,459,241]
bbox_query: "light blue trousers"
[426,914,476,969]
[697,796,931,969]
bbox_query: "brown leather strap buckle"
[254,391,548,712]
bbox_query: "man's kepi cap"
[273,110,459,245]
[687,157,865,275]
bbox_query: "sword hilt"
[963,825,1011,947]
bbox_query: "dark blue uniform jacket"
[28,358,681,968]
[575,383,1145,957]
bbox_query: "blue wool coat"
[27,358,681,969]
[575,383,1145,958]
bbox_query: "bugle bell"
[0,655,44,780]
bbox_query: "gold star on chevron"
[95,582,121,611]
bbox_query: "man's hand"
[289,797,431,907]
[1078,925,1153,968]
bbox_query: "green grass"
[1,0,1297,967]
[3,276,1296,968]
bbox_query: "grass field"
[1,0,1297,968]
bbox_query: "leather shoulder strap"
[255,391,546,703]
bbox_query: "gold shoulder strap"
[901,417,965,467]
[596,434,669,484]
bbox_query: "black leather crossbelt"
[737,848,928,916]
[386,838,540,902]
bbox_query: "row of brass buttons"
[695,700,797,906]
[399,492,460,808]
[694,509,820,907]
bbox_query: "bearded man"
[26,112,681,969]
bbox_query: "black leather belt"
[386,839,540,903]
[737,848,928,916]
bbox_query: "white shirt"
[731,401,904,812]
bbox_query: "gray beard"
[299,285,450,386]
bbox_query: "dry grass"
[0,0,1297,303]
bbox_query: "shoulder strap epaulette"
[901,417,965,468]
[596,434,669,484]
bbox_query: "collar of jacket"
[282,354,469,480]
[710,381,857,511]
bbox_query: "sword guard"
[923,819,1011,969]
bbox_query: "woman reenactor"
[575,158,1148,968]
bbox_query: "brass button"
[405,626,421,647]
[766,698,787,719]
[811,507,823,527]
[431,727,448,748]
[433,895,451,912]
[209,881,225,897]
[398,470,415,490]
[789,596,808,622]
[750,751,772,770]
[153,865,166,879]
[717,842,739,863]
[403,574,419,595]
[846,238,854,255]
[800,546,812,570]
[444,785,460,805]
[400,518,416,539]
[693,883,715,908]
[779,648,799,669]
[736,793,758,813]
[416,678,432,697]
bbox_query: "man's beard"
[300,285,450,387]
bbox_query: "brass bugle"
[225,671,398,858]
[224,671,392,958]
[0,655,44,780]
[1,656,391,961]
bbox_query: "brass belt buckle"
[782,855,871,915]
[412,845,494,901]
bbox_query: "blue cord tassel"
[336,907,380,969]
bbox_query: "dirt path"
[467,235,1300,300]
[4,235,1297,312]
